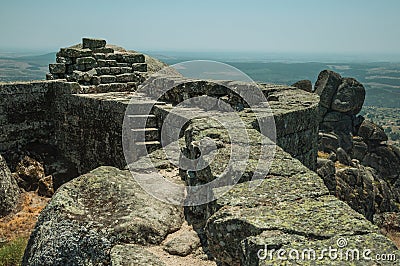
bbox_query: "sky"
[0,0,400,55]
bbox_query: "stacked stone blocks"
[47,38,147,92]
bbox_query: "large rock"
[358,120,388,142]
[0,155,19,217]
[314,70,342,109]
[23,166,183,265]
[314,70,365,115]
[291,80,312,92]
[333,166,399,221]
[362,145,400,184]
[331,77,365,115]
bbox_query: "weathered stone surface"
[23,166,183,265]
[316,158,336,192]
[116,73,139,82]
[82,38,106,49]
[0,154,19,217]
[351,136,368,161]
[76,56,97,66]
[374,212,400,231]
[111,245,166,266]
[246,232,398,265]
[206,195,385,265]
[320,111,353,133]
[49,63,66,74]
[56,56,73,64]
[99,75,116,83]
[336,147,351,166]
[362,145,400,184]
[163,231,201,256]
[331,77,365,115]
[37,175,54,197]
[318,132,339,152]
[121,53,145,63]
[15,156,45,191]
[92,47,114,54]
[132,63,148,72]
[314,70,342,109]
[291,79,312,92]
[358,120,388,142]
[58,48,92,58]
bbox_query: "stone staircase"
[124,95,166,161]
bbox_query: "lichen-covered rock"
[206,194,390,265]
[0,155,19,217]
[22,166,183,265]
[111,245,166,266]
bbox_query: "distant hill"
[0,52,55,82]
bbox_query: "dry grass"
[0,192,49,266]
[383,229,400,249]
[0,192,49,241]
[317,151,330,159]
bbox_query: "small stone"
[100,75,117,83]
[93,53,106,60]
[46,73,54,80]
[49,63,66,74]
[58,48,92,58]
[38,175,54,197]
[163,231,201,256]
[117,63,130,67]
[91,76,101,85]
[76,57,96,65]
[92,47,114,54]
[95,67,111,75]
[82,38,106,49]
[56,56,73,65]
[132,63,147,72]
[122,53,145,63]
[105,53,117,60]
[116,73,139,82]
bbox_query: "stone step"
[135,140,162,154]
[131,128,159,141]
[126,114,158,128]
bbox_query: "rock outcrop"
[315,70,365,152]
[22,166,183,265]
[0,154,19,217]
[314,70,400,229]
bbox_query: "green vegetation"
[0,237,28,266]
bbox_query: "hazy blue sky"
[1,0,399,54]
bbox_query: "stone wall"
[0,77,319,179]
[0,80,79,153]
[54,93,128,174]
